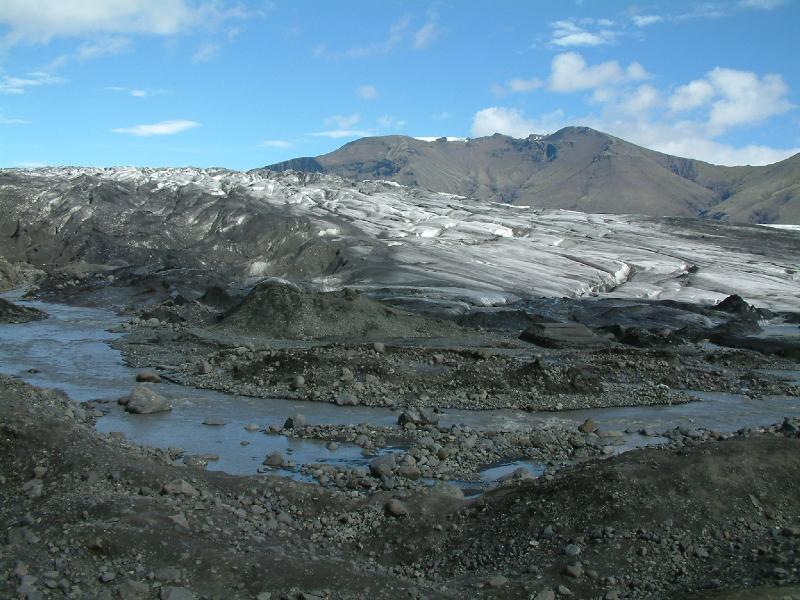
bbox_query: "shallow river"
[1,292,799,484]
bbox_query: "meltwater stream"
[1,292,799,483]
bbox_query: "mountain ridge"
[262,127,800,224]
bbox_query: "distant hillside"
[262,127,800,224]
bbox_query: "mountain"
[263,127,800,224]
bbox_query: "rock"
[244,423,260,432]
[487,575,508,588]
[340,368,354,382]
[373,342,386,354]
[170,512,189,529]
[397,407,439,427]
[160,587,194,600]
[99,571,116,583]
[290,375,305,390]
[161,480,198,497]
[557,585,573,596]
[202,417,226,426]
[23,479,43,498]
[123,385,172,414]
[335,393,359,406]
[578,418,597,434]
[197,361,212,375]
[398,464,420,480]
[369,454,396,478]
[715,294,758,317]
[284,414,305,429]
[32,466,47,479]
[385,498,408,517]
[135,371,161,383]
[534,591,556,600]
[264,452,284,467]
[520,322,606,348]
[563,543,581,557]
[563,562,583,578]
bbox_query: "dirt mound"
[217,279,457,339]
[416,434,800,598]
[0,298,45,324]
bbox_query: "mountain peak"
[265,128,800,224]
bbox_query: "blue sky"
[0,0,798,169]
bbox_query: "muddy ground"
[2,375,800,600]
[3,266,800,598]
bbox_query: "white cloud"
[112,119,199,136]
[77,36,131,60]
[377,116,407,130]
[105,86,167,98]
[738,0,787,9]
[548,52,647,92]
[310,129,370,139]
[668,79,716,111]
[357,84,378,100]
[631,14,663,27]
[0,0,192,44]
[316,14,439,59]
[472,59,797,166]
[549,19,617,47]
[508,77,543,93]
[0,111,29,124]
[432,111,453,120]
[324,113,360,129]
[192,41,220,63]
[413,20,439,49]
[315,16,409,59]
[471,107,567,138]
[493,75,542,96]
[618,84,662,114]
[706,67,793,131]
[0,0,260,45]
[261,139,292,148]
[0,71,64,95]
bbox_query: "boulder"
[335,393,359,406]
[264,452,284,467]
[520,321,606,348]
[123,385,172,414]
[135,371,161,383]
[397,407,439,427]
[369,454,397,478]
[284,414,306,429]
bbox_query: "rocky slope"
[264,127,800,224]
